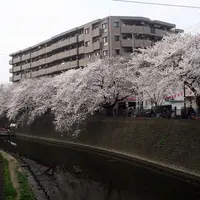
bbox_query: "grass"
[17,170,35,200]
[0,153,17,200]
[0,153,35,200]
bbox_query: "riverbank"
[0,151,35,200]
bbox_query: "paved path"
[0,159,4,200]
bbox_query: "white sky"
[1,0,200,83]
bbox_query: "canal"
[0,136,200,200]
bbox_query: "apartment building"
[9,16,182,82]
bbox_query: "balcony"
[13,57,21,64]
[9,77,13,82]
[85,46,93,54]
[37,68,46,76]
[121,25,151,35]
[13,66,21,72]
[9,60,13,65]
[78,34,84,41]
[121,39,132,47]
[69,48,77,56]
[13,74,22,81]
[9,68,13,73]
[57,39,70,49]
[79,58,89,67]
[155,29,167,37]
[93,42,101,50]
[50,54,58,62]
[31,60,39,68]
[45,45,52,53]
[70,36,77,44]
[70,60,78,68]
[32,71,38,77]
[46,65,58,74]
[134,39,146,47]
[57,51,70,60]
[31,48,46,58]
[79,46,84,54]
[22,72,31,79]
[93,28,100,37]
[21,54,31,61]
[51,43,58,50]
[58,62,70,71]
[22,63,31,70]
[143,40,151,47]
[31,58,46,68]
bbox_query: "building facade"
[9,16,181,82]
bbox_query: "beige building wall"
[9,16,181,82]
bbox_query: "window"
[115,49,120,55]
[102,23,108,33]
[102,23,107,29]
[103,36,108,43]
[115,35,120,41]
[93,36,100,43]
[96,52,100,56]
[85,41,90,47]
[85,28,89,34]
[92,23,99,30]
[114,22,120,28]
[103,50,108,56]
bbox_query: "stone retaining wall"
[16,117,200,176]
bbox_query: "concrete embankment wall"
[16,116,200,178]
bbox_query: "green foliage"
[0,153,17,200]
[17,171,35,200]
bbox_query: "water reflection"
[0,136,200,200]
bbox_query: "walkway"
[0,156,4,200]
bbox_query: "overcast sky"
[1,0,200,83]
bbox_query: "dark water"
[0,136,200,200]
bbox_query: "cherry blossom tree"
[0,83,13,117]
[1,33,200,133]
[52,58,139,132]
[132,33,200,109]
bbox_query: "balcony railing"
[37,68,46,76]
[9,60,13,65]
[9,68,13,73]
[93,42,101,50]
[22,72,31,79]
[78,34,84,41]
[70,36,77,44]
[21,54,31,61]
[79,46,84,54]
[69,48,77,56]
[13,57,21,64]
[22,63,31,70]
[155,29,167,37]
[79,58,89,67]
[85,46,93,53]
[46,65,58,74]
[121,39,132,47]
[57,39,70,49]
[92,28,100,37]
[57,51,70,60]
[31,71,38,77]
[121,25,151,35]
[13,66,21,72]
[31,58,46,68]
[13,74,22,81]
